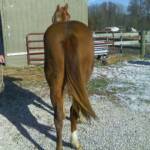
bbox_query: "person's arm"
[0,54,5,64]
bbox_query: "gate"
[26,33,44,65]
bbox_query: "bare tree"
[88,2,126,30]
[88,0,150,31]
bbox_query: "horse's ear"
[64,3,68,10]
[56,4,60,11]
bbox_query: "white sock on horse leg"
[71,130,80,148]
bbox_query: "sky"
[88,0,130,7]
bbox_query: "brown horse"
[44,4,96,150]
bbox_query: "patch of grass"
[88,78,122,106]
[88,78,109,94]
[110,87,129,94]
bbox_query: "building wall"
[0,0,88,66]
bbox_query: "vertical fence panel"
[140,31,146,57]
[141,30,150,57]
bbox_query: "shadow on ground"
[0,76,71,150]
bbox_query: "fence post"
[140,31,146,57]
[120,32,123,54]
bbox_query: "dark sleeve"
[0,37,4,55]
[0,50,4,55]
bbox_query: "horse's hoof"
[70,134,82,150]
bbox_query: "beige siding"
[0,0,88,66]
[67,0,88,24]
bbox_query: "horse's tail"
[64,34,96,120]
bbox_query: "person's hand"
[0,55,5,64]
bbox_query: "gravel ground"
[0,60,150,150]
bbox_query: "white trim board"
[7,52,27,56]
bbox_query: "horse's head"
[52,3,70,23]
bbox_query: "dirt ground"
[0,59,150,150]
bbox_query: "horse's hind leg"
[70,101,82,150]
[50,78,64,150]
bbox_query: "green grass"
[88,78,109,95]
[87,78,121,105]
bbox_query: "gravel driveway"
[0,60,150,150]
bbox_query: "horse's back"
[44,21,93,44]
